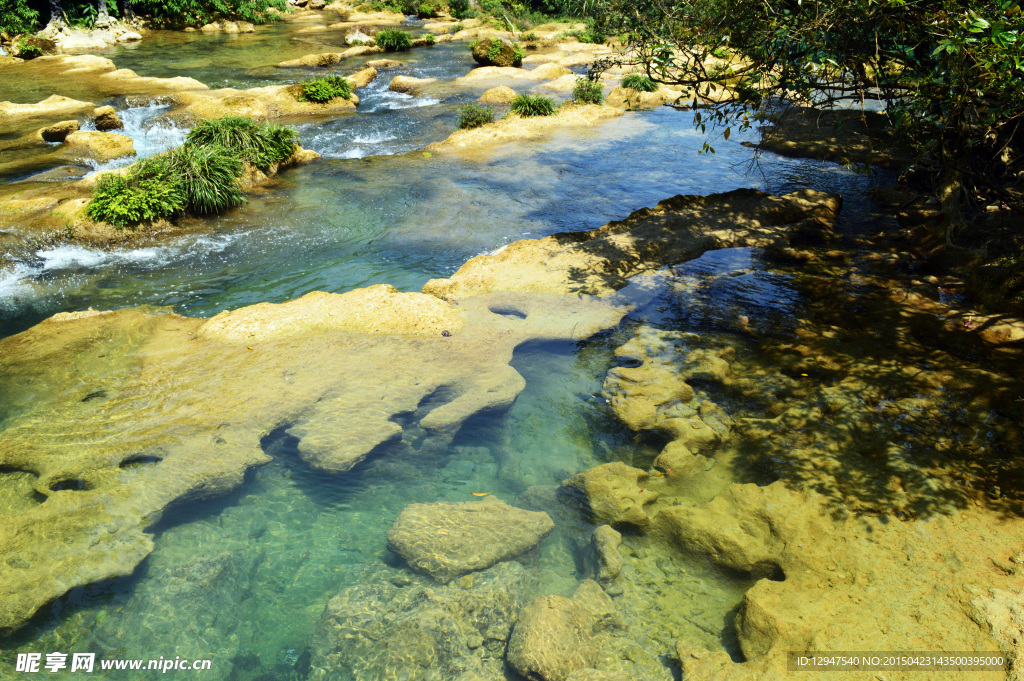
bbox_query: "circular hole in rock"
[488,304,528,320]
[49,478,89,492]
[119,454,163,469]
[615,357,644,369]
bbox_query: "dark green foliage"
[15,36,43,59]
[163,143,245,215]
[448,0,470,18]
[510,94,556,117]
[456,103,495,129]
[296,74,353,104]
[186,116,298,168]
[621,73,657,92]
[131,0,287,28]
[87,166,185,228]
[0,0,38,34]
[417,2,440,17]
[375,28,413,51]
[572,77,603,104]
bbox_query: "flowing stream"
[1,16,1020,681]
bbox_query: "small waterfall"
[82,103,191,175]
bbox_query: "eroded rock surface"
[386,496,554,581]
[564,463,658,531]
[311,562,537,681]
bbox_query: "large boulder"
[507,581,616,681]
[11,35,58,59]
[472,38,524,67]
[563,462,658,531]
[92,105,123,131]
[388,75,437,94]
[59,131,135,161]
[386,496,554,582]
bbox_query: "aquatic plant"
[450,23,464,33]
[621,73,658,92]
[297,74,354,105]
[162,144,246,215]
[86,168,185,228]
[375,29,414,51]
[422,32,436,45]
[510,94,556,117]
[456,103,495,129]
[572,77,604,105]
[186,116,298,168]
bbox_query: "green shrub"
[132,0,286,29]
[185,116,298,168]
[448,0,469,17]
[522,31,538,42]
[510,94,556,117]
[572,78,604,105]
[162,144,245,215]
[87,169,185,228]
[556,28,605,44]
[422,32,436,45]
[450,23,464,33]
[15,36,43,59]
[297,74,353,104]
[417,2,440,17]
[712,46,731,59]
[375,28,413,51]
[456,103,495,129]
[622,73,658,92]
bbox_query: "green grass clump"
[622,73,658,92]
[572,78,604,105]
[162,144,245,215]
[89,117,301,228]
[522,31,538,42]
[712,46,731,59]
[186,116,298,168]
[556,28,605,44]
[417,2,440,17]
[450,23,464,33]
[456,103,495,129]
[375,29,413,51]
[510,94,556,117]
[297,74,353,105]
[422,32,436,45]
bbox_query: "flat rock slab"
[387,497,554,582]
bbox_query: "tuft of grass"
[297,74,353,104]
[622,73,658,92]
[422,32,436,45]
[712,46,732,59]
[16,36,43,59]
[417,2,440,17]
[556,28,605,44]
[161,144,246,215]
[456,103,494,129]
[510,94,556,117]
[521,31,538,42]
[572,77,604,105]
[186,116,298,168]
[375,28,413,51]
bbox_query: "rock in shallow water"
[387,496,554,582]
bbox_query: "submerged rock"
[310,561,537,681]
[507,581,616,681]
[386,496,554,581]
